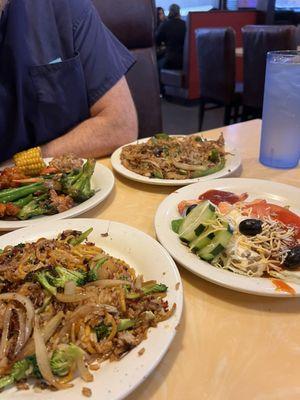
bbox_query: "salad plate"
[111,135,241,186]
[0,159,115,231]
[155,178,300,297]
[0,219,183,399]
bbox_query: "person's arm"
[42,76,137,158]
[155,22,166,46]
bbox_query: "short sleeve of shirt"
[72,3,135,107]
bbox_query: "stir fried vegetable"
[121,133,227,180]
[0,154,96,220]
[0,229,175,392]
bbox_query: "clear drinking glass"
[259,51,300,169]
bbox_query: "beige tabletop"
[84,119,300,400]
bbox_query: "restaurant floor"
[162,98,225,134]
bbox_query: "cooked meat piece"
[5,203,20,217]
[0,204,6,217]
[49,154,83,173]
[0,167,28,189]
[49,189,74,213]
[0,203,20,218]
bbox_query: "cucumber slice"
[197,224,233,262]
[178,201,216,243]
[194,224,205,236]
[190,228,216,251]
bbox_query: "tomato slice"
[198,190,248,206]
[177,200,201,215]
[243,201,300,239]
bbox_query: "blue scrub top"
[0,0,135,162]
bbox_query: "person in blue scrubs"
[0,0,137,163]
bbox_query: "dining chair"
[195,27,241,131]
[92,0,162,138]
[242,25,296,120]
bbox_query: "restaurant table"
[84,119,300,400]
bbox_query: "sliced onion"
[85,279,132,288]
[0,293,35,343]
[76,355,93,382]
[14,307,26,355]
[64,281,76,296]
[17,311,64,360]
[56,292,94,303]
[34,316,72,390]
[172,160,207,171]
[134,275,143,290]
[0,303,12,360]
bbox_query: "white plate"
[0,160,115,231]
[0,219,183,400]
[155,178,300,297]
[111,136,242,186]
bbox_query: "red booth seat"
[161,10,260,100]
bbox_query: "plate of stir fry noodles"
[155,178,300,297]
[111,133,241,186]
[0,219,182,399]
[0,149,114,230]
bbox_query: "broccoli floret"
[126,283,168,299]
[117,319,136,331]
[51,266,87,287]
[36,270,57,296]
[50,344,84,377]
[60,159,96,202]
[0,375,14,389]
[142,283,168,295]
[94,319,136,341]
[11,359,31,381]
[208,149,220,163]
[36,267,87,295]
[0,357,38,390]
[17,194,55,220]
[87,257,108,282]
[94,322,111,341]
[26,355,42,378]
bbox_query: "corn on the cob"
[13,147,46,176]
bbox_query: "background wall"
[156,0,220,14]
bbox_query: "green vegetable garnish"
[154,133,170,140]
[126,283,168,299]
[152,170,164,179]
[69,227,93,246]
[0,356,41,389]
[191,157,225,178]
[94,319,137,341]
[18,194,55,220]
[60,159,96,202]
[87,257,108,282]
[171,219,184,234]
[36,266,87,295]
[208,149,220,163]
[50,344,84,377]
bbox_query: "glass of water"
[259,51,300,169]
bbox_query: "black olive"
[284,246,300,270]
[186,204,198,215]
[239,219,263,236]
